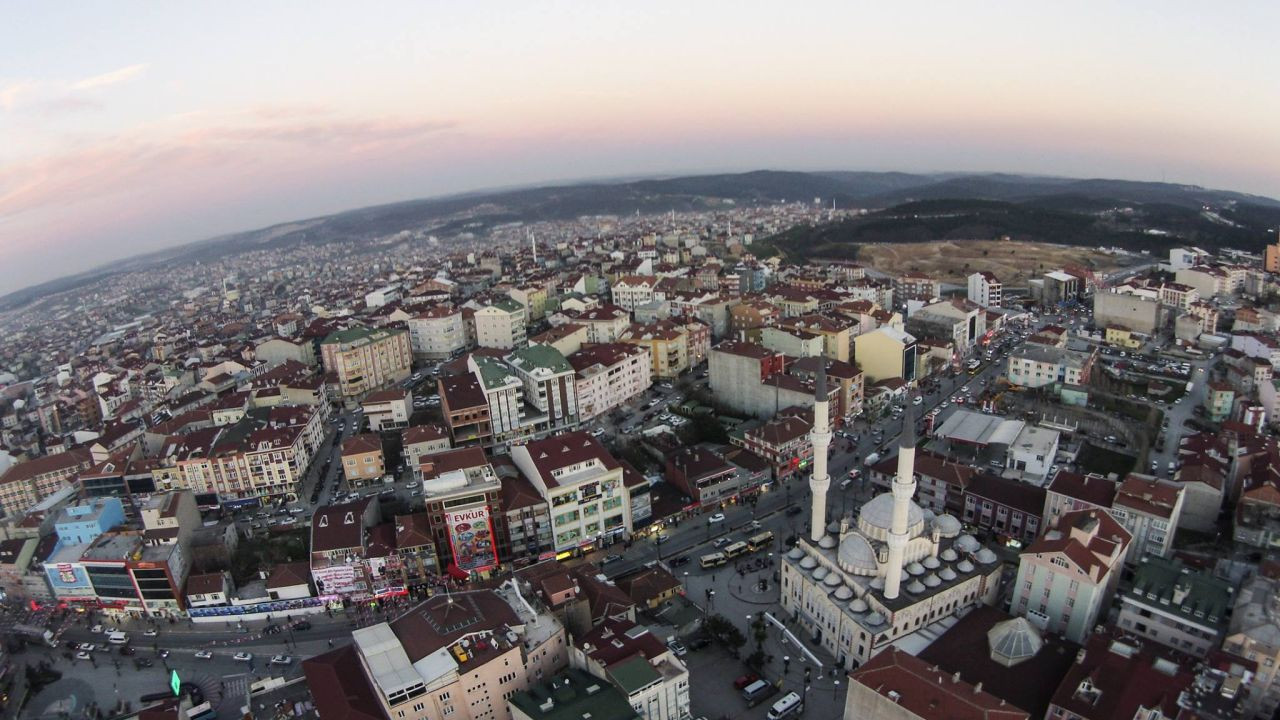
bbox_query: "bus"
[746,531,775,552]
[722,541,750,559]
[967,359,981,374]
[699,552,727,569]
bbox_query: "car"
[90,624,104,633]
[410,489,422,497]
[193,650,212,659]
[786,506,803,516]
[655,534,670,544]
[233,652,254,662]
[590,427,605,437]
[707,513,726,524]
[748,520,763,531]
[158,649,170,658]
[119,646,135,656]
[668,555,690,568]
[713,537,730,548]
[689,636,712,651]
[603,554,623,564]
[76,651,91,660]
[734,672,761,690]
[134,658,154,669]
[912,395,923,405]
[667,640,688,657]
[293,621,313,631]
[270,655,293,666]
[78,643,96,652]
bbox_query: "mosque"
[780,363,1005,670]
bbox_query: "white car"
[233,652,254,662]
[708,513,726,524]
[143,629,159,637]
[90,625,104,634]
[194,650,213,659]
[270,655,293,666]
[912,396,923,405]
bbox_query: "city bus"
[967,359,981,374]
[746,531,775,552]
[722,541,750,559]
[699,552,727,569]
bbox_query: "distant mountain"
[3,170,1276,311]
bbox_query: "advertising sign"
[445,505,499,573]
[311,564,359,595]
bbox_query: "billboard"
[445,505,499,573]
[311,564,360,596]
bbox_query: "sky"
[2,1,1278,295]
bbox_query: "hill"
[3,170,1276,310]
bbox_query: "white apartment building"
[1110,473,1184,564]
[170,406,325,502]
[574,305,632,344]
[967,271,1003,308]
[611,276,659,312]
[1006,345,1095,389]
[361,389,413,432]
[331,586,567,720]
[572,618,690,720]
[407,306,467,360]
[1011,509,1131,643]
[506,345,579,430]
[512,432,633,552]
[569,343,652,421]
[472,297,528,350]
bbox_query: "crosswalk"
[219,673,250,710]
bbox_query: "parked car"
[603,554,623,564]
[668,556,690,568]
[76,651,91,661]
[270,655,293,666]
[667,640,688,657]
[734,673,761,690]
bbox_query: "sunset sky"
[2,1,1278,294]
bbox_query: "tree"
[704,614,747,655]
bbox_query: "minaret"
[883,400,918,600]
[808,362,833,543]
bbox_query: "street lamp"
[833,679,840,700]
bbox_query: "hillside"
[3,170,1276,310]
[759,196,1278,263]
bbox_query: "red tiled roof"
[850,647,1030,720]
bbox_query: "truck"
[13,624,56,647]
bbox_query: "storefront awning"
[445,563,470,581]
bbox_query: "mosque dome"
[838,534,878,573]
[954,535,981,553]
[922,556,941,570]
[858,493,925,539]
[869,576,885,590]
[834,586,853,601]
[940,548,959,562]
[906,561,925,576]
[819,535,837,550]
[988,617,1044,667]
[956,559,975,573]
[906,580,926,594]
[933,514,963,537]
[827,520,841,534]
[922,573,941,588]
[813,566,829,581]
[865,612,886,626]
[976,548,999,565]
[939,567,958,582]
[823,573,842,587]
[799,556,818,570]
[850,598,869,613]
[787,548,804,560]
